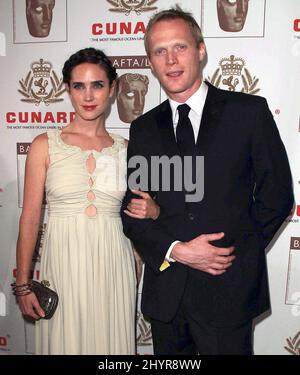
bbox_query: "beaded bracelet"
[11,281,33,296]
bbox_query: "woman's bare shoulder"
[28,132,49,156]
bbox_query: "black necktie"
[176,104,197,196]
[176,104,195,156]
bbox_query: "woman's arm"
[16,133,49,319]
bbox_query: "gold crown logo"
[19,58,65,105]
[107,0,158,15]
[31,59,52,78]
[219,55,245,76]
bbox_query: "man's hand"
[171,232,235,275]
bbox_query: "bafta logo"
[117,73,149,123]
[217,0,249,32]
[26,0,55,38]
[107,0,158,15]
[18,58,65,105]
[207,54,260,94]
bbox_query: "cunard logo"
[285,331,300,355]
[107,0,158,16]
[207,54,260,94]
[18,59,66,106]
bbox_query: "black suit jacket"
[121,82,294,326]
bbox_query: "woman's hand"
[17,292,45,320]
[124,190,160,220]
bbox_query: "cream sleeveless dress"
[35,129,136,355]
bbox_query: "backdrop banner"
[0,0,299,355]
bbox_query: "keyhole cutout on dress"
[85,153,97,217]
[86,154,96,174]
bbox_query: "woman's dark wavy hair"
[62,47,117,86]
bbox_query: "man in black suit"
[121,6,293,355]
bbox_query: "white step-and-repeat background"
[0,0,299,355]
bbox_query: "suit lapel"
[156,100,180,157]
[156,84,226,156]
[196,82,227,155]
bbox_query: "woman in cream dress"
[15,48,160,354]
